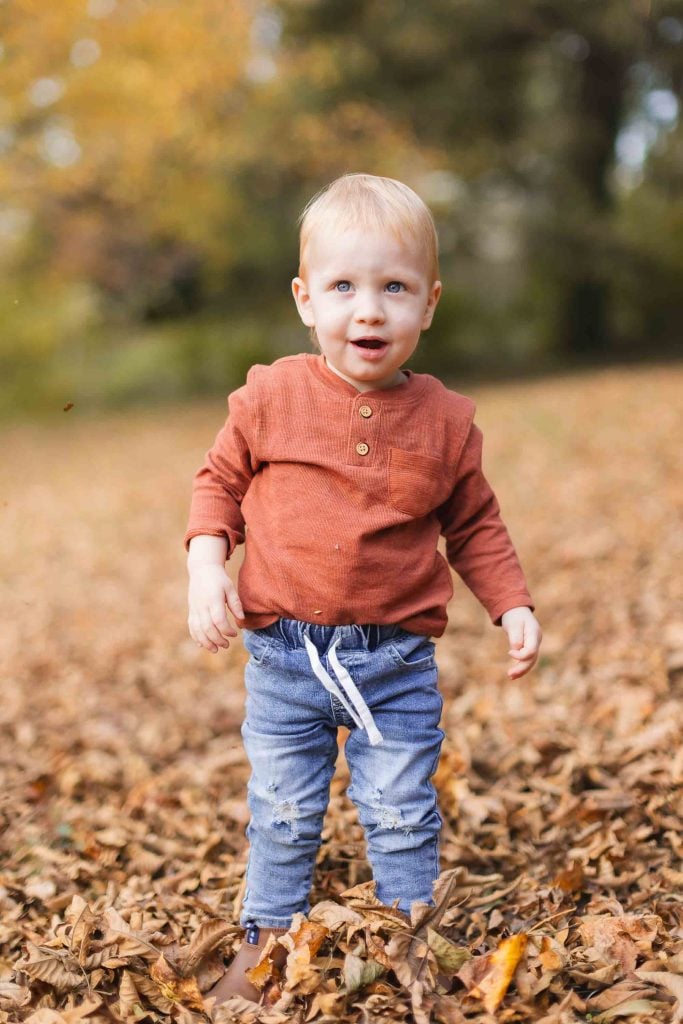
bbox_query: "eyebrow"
[321,268,423,284]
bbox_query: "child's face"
[292,227,441,392]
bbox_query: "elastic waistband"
[255,618,409,654]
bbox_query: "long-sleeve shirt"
[184,353,533,638]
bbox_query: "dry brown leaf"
[386,928,441,1022]
[338,881,411,930]
[179,918,240,974]
[431,993,467,1023]
[282,950,320,995]
[410,868,465,933]
[578,914,660,974]
[117,971,145,1019]
[149,953,205,1010]
[366,932,393,970]
[537,935,564,972]
[305,990,346,1020]
[245,950,279,992]
[309,901,364,930]
[586,978,659,1012]
[128,971,176,1013]
[15,943,84,992]
[23,1000,101,1023]
[0,980,32,1008]
[552,860,584,893]
[635,970,683,1022]
[593,998,662,1021]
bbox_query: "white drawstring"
[303,634,384,746]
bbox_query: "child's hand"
[500,606,542,679]
[188,564,244,653]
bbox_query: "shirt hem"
[237,609,448,638]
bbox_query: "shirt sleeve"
[436,423,534,625]
[183,382,261,557]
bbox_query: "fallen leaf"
[462,933,528,1013]
[426,928,471,975]
[635,970,683,1021]
[149,953,205,1010]
[15,943,84,992]
[593,998,662,1021]
[343,951,384,993]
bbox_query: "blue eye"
[386,281,404,293]
[335,281,351,292]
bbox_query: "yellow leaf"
[468,933,528,1013]
[245,953,278,991]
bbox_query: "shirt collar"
[305,353,426,402]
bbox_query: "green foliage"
[1,0,682,414]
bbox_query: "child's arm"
[437,423,541,677]
[187,535,244,654]
[184,382,258,653]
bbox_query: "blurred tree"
[0,0,682,413]
[276,0,683,356]
[0,0,252,318]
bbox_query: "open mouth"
[351,338,387,350]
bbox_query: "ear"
[291,277,316,328]
[421,280,442,330]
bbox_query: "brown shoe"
[206,923,289,1005]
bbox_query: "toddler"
[184,173,541,1003]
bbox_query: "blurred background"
[1,0,682,417]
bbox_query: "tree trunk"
[559,39,629,355]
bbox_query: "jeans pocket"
[387,632,436,671]
[243,628,274,667]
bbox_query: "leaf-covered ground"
[1,363,682,1024]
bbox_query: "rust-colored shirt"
[184,353,533,637]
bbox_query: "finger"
[508,664,528,679]
[506,623,525,649]
[225,585,245,622]
[200,615,230,649]
[508,652,538,678]
[508,629,541,659]
[209,603,237,639]
[188,619,205,649]
[508,645,537,660]
[190,609,221,653]
[194,626,219,653]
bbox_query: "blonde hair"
[297,173,440,284]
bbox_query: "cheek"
[314,298,347,327]
[393,305,425,331]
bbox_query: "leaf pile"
[1,364,682,1022]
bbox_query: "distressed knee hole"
[267,782,301,839]
[373,790,412,835]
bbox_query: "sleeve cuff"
[488,595,535,627]
[183,527,232,555]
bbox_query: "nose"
[353,289,385,324]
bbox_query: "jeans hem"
[239,913,295,929]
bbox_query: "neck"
[323,357,406,392]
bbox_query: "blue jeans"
[239,618,445,928]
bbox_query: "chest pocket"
[388,447,444,518]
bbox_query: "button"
[359,405,373,418]
[356,442,369,456]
